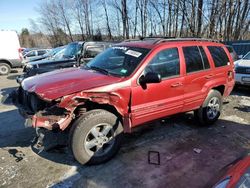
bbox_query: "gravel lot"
[0,69,250,188]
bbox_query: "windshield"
[85,46,150,77]
[243,51,250,60]
[63,43,82,58]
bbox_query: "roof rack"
[123,37,220,44]
[152,37,220,44]
[141,36,176,40]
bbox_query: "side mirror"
[139,72,161,85]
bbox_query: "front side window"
[208,46,229,67]
[183,46,209,73]
[85,46,150,77]
[145,48,180,79]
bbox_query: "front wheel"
[195,90,222,125]
[69,109,123,165]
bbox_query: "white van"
[0,30,23,75]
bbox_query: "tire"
[195,90,222,125]
[0,63,11,75]
[69,109,124,165]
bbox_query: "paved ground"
[0,69,250,188]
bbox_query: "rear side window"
[199,47,210,69]
[145,48,180,79]
[183,46,210,73]
[84,45,104,58]
[208,46,229,67]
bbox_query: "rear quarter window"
[208,46,230,67]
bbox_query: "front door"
[131,47,184,127]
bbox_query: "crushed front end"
[13,87,74,132]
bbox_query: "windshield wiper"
[89,65,109,75]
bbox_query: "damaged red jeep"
[14,38,235,165]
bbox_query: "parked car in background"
[22,48,38,56]
[13,38,235,165]
[78,41,114,64]
[16,41,113,83]
[22,49,50,63]
[0,30,23,75]
[234,51,250,86]
[226,45,238,61]
[22,46,65,65]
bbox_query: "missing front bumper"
[13,88,73,131]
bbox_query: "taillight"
[18,48,23,60]
[228,70,234,79]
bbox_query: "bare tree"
[33,0,250,45]
[112,0,129,39]
[101,0,112,39]
[196,0,203,37]
[57,0,74,41]
[73,0,85,40]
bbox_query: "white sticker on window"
[125,50,142,58]
[112,46,127,51]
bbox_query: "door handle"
[205,74,214,79]
[171,82,183,87]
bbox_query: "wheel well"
[0,59,12,68]
[74,101,123,121]
[212,85,225,96]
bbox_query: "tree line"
[20,0,250,47]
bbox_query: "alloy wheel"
[84,123,115,157]
[206,97,220,120]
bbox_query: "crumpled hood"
[21,67,123,100]
[234,59,250,67]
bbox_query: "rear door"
[182,46,212,112]
[131,47,184,126]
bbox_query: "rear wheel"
[0,63,11,75]
[195,90,222,125]
[69,109,123,165]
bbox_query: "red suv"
[15,38,235,165]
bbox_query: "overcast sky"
[0,0,41,33]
